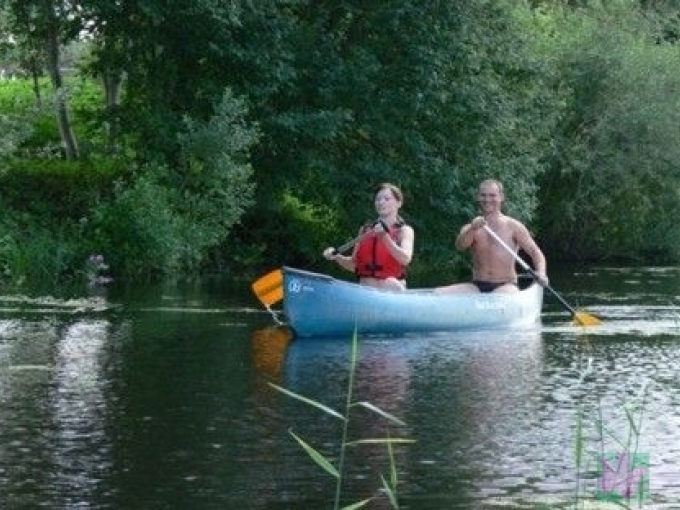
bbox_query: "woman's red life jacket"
[354,222,406,280]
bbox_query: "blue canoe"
[281,266,543,338]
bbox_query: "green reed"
[269,330,414,509]
[573,355,650,509]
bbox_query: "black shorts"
[472,280,516,293]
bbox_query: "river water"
[1,267,680,509]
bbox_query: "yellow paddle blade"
[573,311,602,327]
[251,269,284,307]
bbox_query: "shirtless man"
[436,179,548,294]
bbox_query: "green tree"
[176,89,259,271]
[1,0,81,158]
[537,2,680,262]
[230,1,561,275]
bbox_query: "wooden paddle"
[482,224,601,326]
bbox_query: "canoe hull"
[282,267,543,338]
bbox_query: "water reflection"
[0,294,119,507]
[277,329,549,507]
[281,334,419,508]
[3,269,680,508]
[49,319,113,504]
[251,326,293,381]
[270,315,680,508]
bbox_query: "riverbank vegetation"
[2,0,680,286]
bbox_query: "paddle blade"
[251,269,284,307]
[573,311,602,327]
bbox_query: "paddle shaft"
[332,220,385,255]
[332,234,363,255]
[482,225,579,316]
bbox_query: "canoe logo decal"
[475,299,505,311]
[288,278,302,294]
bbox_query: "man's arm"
[455,216,485,251]
[514,221,549,285]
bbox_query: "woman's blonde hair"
[376,182,404,203]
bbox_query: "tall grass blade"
[387,429,399,507]
[353,401,407,426]
[346,438,415,446]
[624,405,640,436]
[340,498,373,510]
[268,382,346,421]
[289,429,339,478]
[601,423,627,449]
[574,404,583,469]
[388,433,398,491]
[335,329,360,509]
[574,403,584,506]
[380,474,398,509]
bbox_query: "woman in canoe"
[323,183,415,291]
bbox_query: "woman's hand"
[372,219,389,236]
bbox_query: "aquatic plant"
[573,356,649,509]
[268,330,414,509]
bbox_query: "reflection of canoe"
[283,266,543,338]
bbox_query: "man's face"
[477,183,503,212]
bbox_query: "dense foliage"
[1,0,680,286]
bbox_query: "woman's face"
[374,188,401,217]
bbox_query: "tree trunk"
[44,0,78,160]
[29,57,42,107]
[102,68,124,152]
